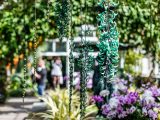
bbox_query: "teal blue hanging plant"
[96,0,119,100]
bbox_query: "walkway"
[0,97,38,120]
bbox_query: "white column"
[141,58,149,77]
[154,62,159,75]
[120,51,125,68]
[52,41,56,52]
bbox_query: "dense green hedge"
[0,0,159,64]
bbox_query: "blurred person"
[51,57,63,88]
[93,59,101,95]
[32,59,47,96]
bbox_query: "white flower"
[100,90,109,97]
[129,106,136,113]
[142,90,153,98]
[141,90,155,104]
[144,96,155,104]
[117,82,127,91]
[109,97,119,109]
[142,107,147,116]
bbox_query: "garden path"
[0,97,38,120]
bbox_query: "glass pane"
[56,42,66,52]
[73,42,98,52]
[43,41,52,52]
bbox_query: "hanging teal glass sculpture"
[97,0,119,100]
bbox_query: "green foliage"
[0,0,56,62]
[124,50,143,75]
[75,42,95,118]
[71,0,97,26]
[9,73,33,97]
[117,0,160,60]
[55,0,70,40]
[0,0,96,64]
[29,88,98,120]
[72,0,160,61]
[0,0,159,63]
[30,88,79,120]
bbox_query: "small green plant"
[9,73,33,97]
[29,87,98,120]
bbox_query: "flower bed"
[91,75,160,120]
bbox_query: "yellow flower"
[128,86,136,92]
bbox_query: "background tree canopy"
[0,0,159,65]
[117,0,160,62]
